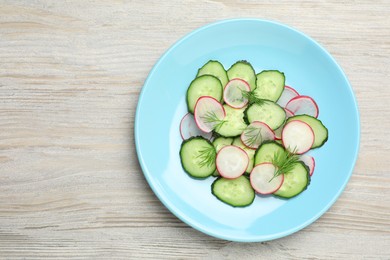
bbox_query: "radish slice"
[300,154,315,176]
[286,85,299,95]
[241,121,275,149]
[277,86,299,107]
[282,120,315,154]
[274,108,295,140]
[194,96,225,133]
[216,145,249,179]
[250,163,284,194]
[179,113,213,140]
[223,78,251,108]
[284,108,294,118]
[285,95,319,118]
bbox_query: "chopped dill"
[243,125,262,148]
[200,111,225,131]
[270,148,300,181]
[196,146,216,168]
[241,90,266,106]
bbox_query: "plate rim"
[134,18,361,242]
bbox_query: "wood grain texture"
[0,0,389,259]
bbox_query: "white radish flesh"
[285,95,319,118]
[241,121,275,149]
[250,163,284,194]
[282,120,315,154]
[300,154,316,176]
[194,96,225,133]
[277,86,299,107]
[179,113,213,140]
[216,145,249,179]
[223,78,251,108]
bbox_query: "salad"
[179,60,328,207]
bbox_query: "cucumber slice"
[186,75,223,114]
[244,101,286,130]
[213,137,234,152]
[286,115,328,148]
[254,141,285,166]
[274,108,294,140]
[180,137,216,178]
[197,60,228,88]
[274,139,283,145]
[211,176,255,207]
[254,70,285,102]
[214,105,247,137]
[273,161,310,198]
[232,137,255,174]
[227,61,257,91]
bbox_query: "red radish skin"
[284,108,294,118]
[194,96,226,133]
[216,145,249,179]
[300,154,316,176]
[241,121,275,149]
[250,163,284,194]
[223,78,251,108]
[285,95,319,118]
[282,120,315,154]
[274,131,282,141]
[285,85,299,95]
[277,85,299,107]
[179,113,213,140]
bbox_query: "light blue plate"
[135,19,360,242]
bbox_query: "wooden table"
[1,1,389,259]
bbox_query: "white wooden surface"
[0,1,389,259]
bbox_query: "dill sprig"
[241,90,266,106]
[196,146,216,168]
[201,111,225,131]
[270,148,300,181]
[243,125,262,148]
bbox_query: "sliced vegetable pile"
[179,60,328,207]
